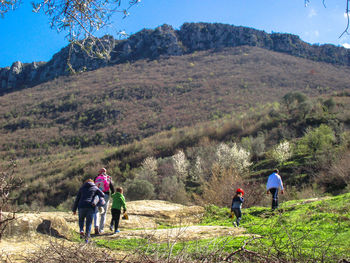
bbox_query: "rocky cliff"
[1,22,349,91]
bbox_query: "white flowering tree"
[137,156,158,185]
[141,156,158,175]
[271,141,293,164]
[216,143,252,173]
[188,156,203,185]
[172,150,189,182]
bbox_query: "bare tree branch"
[30,0,141,41]
[340,0,350,38]
[305,1,350,37]
[224,236,266,261]
[0,0,20,17]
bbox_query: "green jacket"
[111,192,127,211]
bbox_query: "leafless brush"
[0,160,22,241]
[23,238,116,263]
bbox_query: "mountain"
[1,45,350,158]
[1,22,349,91]
[1,23,350,208]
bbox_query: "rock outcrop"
[2,212,72,239]
[1,201,204,240]
[1,22,349,91]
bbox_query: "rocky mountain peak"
[1,22,349,92]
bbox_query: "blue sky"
[1,0,349,68]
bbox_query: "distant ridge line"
[1,22,349,92]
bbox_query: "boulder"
[2,212,72,239]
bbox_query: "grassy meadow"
[92,193,350,262]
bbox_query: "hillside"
[1,46,350,159]
[0,42,350,208]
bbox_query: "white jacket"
[266,173,284,191]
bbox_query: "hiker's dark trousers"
[269,188,279,210]
[78,207,95,237]
[111,208,121,231]
[232,208,242,226]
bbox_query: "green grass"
[144,236,247,255]
[96,238,147,251]
[94,194,350,261]
[202,193,350,261]
[95,236,248,256]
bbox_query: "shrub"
[270,140,293,164]
[323,97,336,111]
[158,176,188,204]
[23,239,115,263]
[216,143,252,173]
[242,134,266,160]
[187,156,203,186]
[316,150,350,194]
[0,161,22,241]
[125,179,155,201]
[297,124,335,156]
[282,91,307,111]
[137,156,158,185]
[198,164,236,207]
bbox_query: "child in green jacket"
[110,187,127,233]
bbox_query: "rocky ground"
[0,200,243,262]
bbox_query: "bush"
[125,179,155,200]
[241,134,266,160]
[216,143,252,173]
[158,176,188,204]
[270,140,293,164]
[297,124,335,156]
[23,240,115,263]
[316,150,350,194]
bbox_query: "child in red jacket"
[231,188,244,227]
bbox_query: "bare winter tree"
[0,161,22,241]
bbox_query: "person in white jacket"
[266,169,284,210]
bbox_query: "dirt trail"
[101,225,245,242]
[0,200,243,262]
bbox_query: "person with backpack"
[266,169,284,210]
[231,188,244,227]
[109,187,127,233]
[93,167,115,234]
[72,179,105,243]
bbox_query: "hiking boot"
[109,225,113,231]
[94,226,99,235]
[80,231,84,239]
[114,229,120,234]
[232,221,237,227]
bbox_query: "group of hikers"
[72,168,284,242]
[72,168,126,243]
